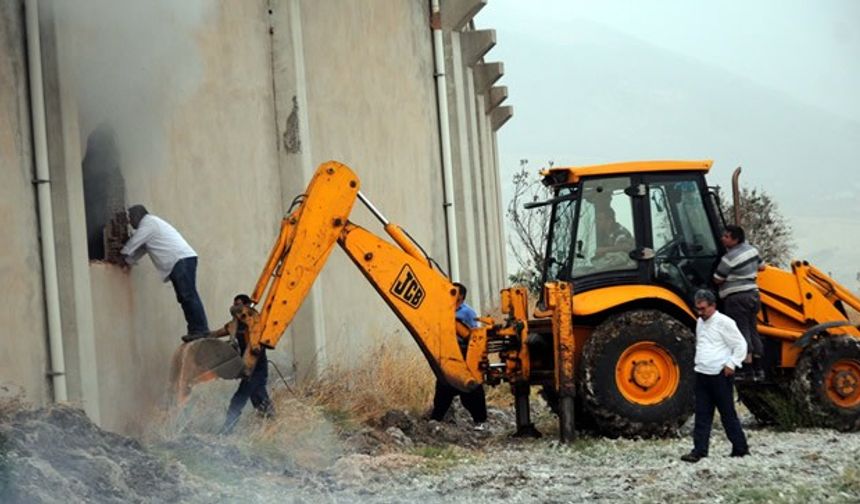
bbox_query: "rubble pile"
[0,406,188,504]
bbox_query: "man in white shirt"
[681,289,749,463]
[120,205,209,340]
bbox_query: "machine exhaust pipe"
[731,166,742,226]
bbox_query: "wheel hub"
[833,370,857,398]
[616,341,679,405]
[826,359,860,408]
[632,360,660,389]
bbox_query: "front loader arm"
[242,161,480,391]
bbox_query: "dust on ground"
[2,385,860,503]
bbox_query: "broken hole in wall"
[82,124,128,263]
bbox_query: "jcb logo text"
[391,265,425,308]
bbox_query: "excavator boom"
[172,161,482,401]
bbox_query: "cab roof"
[541,160,713,185]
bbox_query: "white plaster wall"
[73,0,283,434]
[0,0,51,405]
[295,0,448,365]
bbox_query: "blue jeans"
[692,372,748,456]
[168,257,209,335]
[221,355,273,434]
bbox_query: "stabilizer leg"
[511,382,541,438]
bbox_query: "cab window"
[572,177,637,278]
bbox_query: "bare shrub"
[506,160,552,294]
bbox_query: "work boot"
[681,451,706,463]
[730,448,750,457]
[181,332,206,343]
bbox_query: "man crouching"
[200,294,275,434]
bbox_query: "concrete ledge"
[441,0,487,31]
[460,29,495,67]
[485,85,507,112]
[474,62,503,94]
[490,105,513,131]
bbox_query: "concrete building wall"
[91,1,284,434]
[0,0,511,435]
[51,0,284,434]
[0,0,51,405]
[298,0,448,364]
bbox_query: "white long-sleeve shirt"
[694,311,748,375]
[120,214,197,281]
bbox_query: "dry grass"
[152,339,516,469]
[278,342,437,427]
[222,342,440,468]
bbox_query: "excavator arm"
[181,161,482,396]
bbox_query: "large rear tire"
[579,310,695,438]
[792,336,860,431]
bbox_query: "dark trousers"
[431,379,487,423]
[222,355,273,434]
[168,257,209,335]
[692,372,748,456]
[723,290,763,357]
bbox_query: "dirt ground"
[2,387,860,504]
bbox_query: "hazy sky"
[478,0,860,287]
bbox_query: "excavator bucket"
[168,339,244,405]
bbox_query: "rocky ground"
[2,388,860,503]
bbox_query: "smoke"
[49,0,213,174]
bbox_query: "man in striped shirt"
[713,225,765,379]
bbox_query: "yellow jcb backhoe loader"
[174,160,860,441]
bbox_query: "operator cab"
[537,161,725,304]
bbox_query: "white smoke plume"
[49,0,213,173]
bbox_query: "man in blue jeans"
[205,294,275,435]
[430,282,487,430]
[681,289,749,463]
[121,205,209,340]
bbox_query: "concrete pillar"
[474,62,503,94]
[0,0,51,406]
[490,128,507,291]
[475,95,500,305]
[464,67,491,306]
[38,0,101,423]
[459,29,495,67]
[440,0,486,30]
[490,105,513,131]
[486,85,507,112]
[491,129,504,296]
[267,0,328,378]
[446,31,482,305]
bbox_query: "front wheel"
[579,310,695,438]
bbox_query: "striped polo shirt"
[713,241,762,299]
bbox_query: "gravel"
[2,400,859,503]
